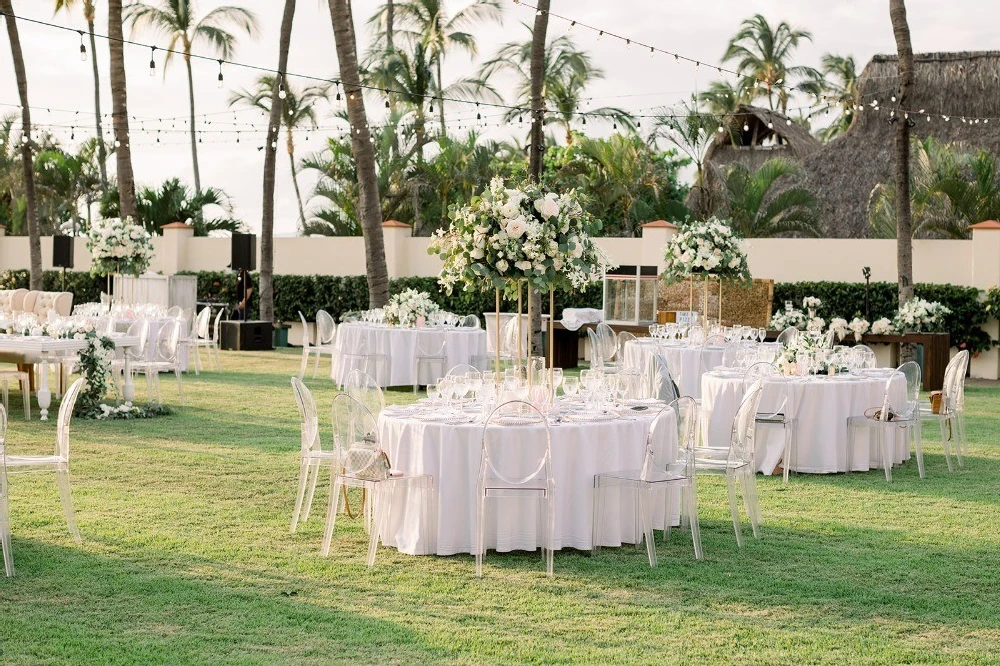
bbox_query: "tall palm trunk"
[183,48,202,194]
[1,1,42,289]
[890,0,914,308]
[108,0,137,220]
[436,58,446,136]
[527,0,550,356]
[328,0,389,308]
[385,0,393,51]
[86,15,108,190]
[286,128,306,228]
[260,0,296,324]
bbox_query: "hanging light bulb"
[278,77,287,100]
[743,123,749,131]
[385,98,390,109]
[597,30,603,40]
[335,83,342,102]
[649,47,654,57]
[79,31,87,61]
[149,47,156,76]
[70,127,75,140]
[429,101,435,113]
[217,60,224,88]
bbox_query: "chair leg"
[290,460,310,533]
[302,460,321,523]
[640,486,657,567]
[20,376,29,420]
[782,422,793,484]
[193,341,201,376]
[725,472,744,548]
[742,467,762,539]
[686,482,703,560]
[939,416,954,472]
[175,369,184,406]
[298,348,309,380]
[366,483,388,567]
[912,422,925,479]
[56,468,81,544]
[590,481,603,557]
[0,490,13,577]
[312,350,321,379]
[846,422,855,473]
[320,474,343,556]
[476,490,486,578]
[956,412,968,461]
[879,427,892,482]
[545,492,555,578]
[662,485,673,542]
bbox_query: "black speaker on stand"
[231,233,256,271]
[53,235,73,290]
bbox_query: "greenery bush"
[773,281,992,353]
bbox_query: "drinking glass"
[758,327,766,343]
[550,367,564,396]
[426,383,440,404]
[562,376,579,397]
[439,378,455,406]
[467,371,483,400]
[452,375,469,402]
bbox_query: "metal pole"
[516,280,523,377]
[549,287,555,387]
[495,288,501,378]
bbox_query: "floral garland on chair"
[87,216,155,277]
[429,177,614,295]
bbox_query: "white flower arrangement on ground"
[871,317,894,335]
[770,308,807,331]
[893,297,951,333]
[828,317,849,341]
[848,317,870,341]
[88,216,154,277]
[383,289,441,327]
[429,177,614,295]
[661,216,751,283]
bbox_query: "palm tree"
[815,54,859,142]
[54,0,108,189]
[699,80,750,118]
[479,27,631,146]
[101,178,244,236]
[230,76,327,230]
[327,0,389,308]
[526,0,548,356]
[714,158,820,237]
[890,0,915,308]
[722,13,819,114]
[253,0,295,325]
[125,0,259,195]
[652,98,721,219]
[108,0,137,221]
[373,0,503,135]
[1,1,43,289]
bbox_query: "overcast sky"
[1,0,996,237]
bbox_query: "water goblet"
[426,383,440,404]
[562,376,579,397]
[550,367,564,397]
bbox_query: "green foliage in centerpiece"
[87,216,155,277]
[661,216,751,284]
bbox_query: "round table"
[700,370,909,475]
[377,404,678,556]
[334,323,487,388]
[623,339,724,399]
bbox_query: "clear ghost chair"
[321,394,432,566]
[461,314,481,328]
[414,339,448,393]
[297,311,321,380]
[476,401,554,578]
[446,363,480,378]
[586,327,604,370]
[0,404,12,576]
[592,396,702,566]
[313,310,340,378]
[289,378,339,533]
[111,318,150,400]
[191,306,214,374]
[132,319,184,405]
[596,323,620,372]
[847,361,922,481]
[617,331,638,370]
[699,334,727,376]
[852,345,877,370]
[743,361,798,484]
[5,378,85,545]
[694,381,764,548]
[776,327,799,345]
[0,363,30,420]
[345,369,386,418]
[919,351,966,471]
[645,352,680,403]
[338,337,385,389]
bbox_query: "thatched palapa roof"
[802,51,1000,237]
[703,104,822,171]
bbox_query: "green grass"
[1,349,999,664]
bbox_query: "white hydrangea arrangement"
[871,317,894,335]
[383,289,441,327]
[802,296,822,314]
[87,216,154,277]
[662,216,751,283]
[893,298,951,333]
[429,177,614,295]
[848,317,870,341]
[770,308,807,330]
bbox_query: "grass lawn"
[1,348,999,665]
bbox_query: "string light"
[217,60,224,88]
[278,76,287,100]
[78,31,86,61]
[149,46,156,76]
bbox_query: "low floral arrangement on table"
[848,317,870,341]
[871,317,894,335]
[893,297,951,333]
[87,216,155,277]
[661,216,751,284]
[383,289,441,327]
[769,308,806,331]
[429,177,615,295]
[777,333,848,376]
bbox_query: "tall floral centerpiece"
[661,217,751,326]
[87,216,154,305]
[430,177,614,376]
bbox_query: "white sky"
[1,0,996,236]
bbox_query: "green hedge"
[773,281,992,353]
[180,272,603,324]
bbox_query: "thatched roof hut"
[703,104,822,171]
[802,51,1000,237]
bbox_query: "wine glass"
[452,375,469,403]
[562,376,579,397]
[426,383,440,404]
[550,367,564,397]
[439,378,455,407]
[466,371,483,400]
[758,327,766,343]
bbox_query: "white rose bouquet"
[848,317,870,341]
[871,318,894,335]
[892,298,951,333]
[770,308,806,331]
[430,177,614,295]
[661,216,751,283]
[383,289,440,327]
[87,216,154,277]
[806,316,826,332]
[828,317,849,341]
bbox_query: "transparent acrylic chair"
[461,314,481,328]
[1,404,13,576]
[320,394,432,566]
[920,350,969,471]
[297,312,321,380]
[592,396,702,566]
[645,353,680,403]
[743,361,798,484]
[847,361,922,481]
[345,369,386,418]
[414,339,448,393]
[289,378,339,533]
[5,378,85,545]
[337,335,384,389]
[476,401,554,578]
[0,365,30,420]
[191,307,212,374]
[694,382,765,548]
[496,317,525,372]
[111,319,150,400]
[595,323,621,372]
[776,327,798,345]
[617,331,638,370]
[132,319,184,405]
[586,327,605,370]
[313,310,340,379]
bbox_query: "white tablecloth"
[623,339,724,399]
[333,323,487,387]
[700,371,909,475]
[378,408,678,555]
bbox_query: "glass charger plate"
[493,415,544,426]
[563,411,619,423]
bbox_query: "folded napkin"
[560,308,603,331]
